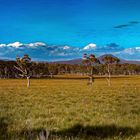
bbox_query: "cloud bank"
[0,42,140,61]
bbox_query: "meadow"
[0,76,140,140]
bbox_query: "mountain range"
[0,54,140,65]
[52,54,140,65]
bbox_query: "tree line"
[0,55,140,79]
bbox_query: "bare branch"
[16,61,24,70]
[14,65,26,74]
[19,74,24,77]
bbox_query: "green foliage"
[102,55,120,64]
[82,54,100,66]
[0,59,140,79]
[15,54,31,77]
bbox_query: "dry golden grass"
[0,76,140,140]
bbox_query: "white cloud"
[0,44,6,48]
[0,42,46,49]
[83,43,96,50]
[63,45,70,50]
[120,47,140,55]
[123,48,134,55]
[115,47,140,60]
[7,42,23,48]
[56,52,67,56]
[0,41,140,61]
[28,42,46,48]
[136,47,140,51]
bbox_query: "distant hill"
[98,54,140,65]
[53,54,140,65]
[1,54,140,65]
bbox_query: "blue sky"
[0,0,140,60]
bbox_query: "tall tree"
[14,54,31,88]
[48,63,58,78]
[102,55,120,86]
[82,54,100,85]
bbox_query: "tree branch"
[14,65,26,74]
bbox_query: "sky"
[0,0,140,60]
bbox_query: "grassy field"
[0,76,140,140]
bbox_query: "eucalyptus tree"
[14,54,32,88]
[82,54,100,85]
[102,55,120,86]
[48,63,59,78]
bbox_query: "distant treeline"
[0,60,140,78]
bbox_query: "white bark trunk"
[27,76,30,88]
[107,64,111,86]
[49,72,53,78]
[88,67,93,85]
[89,76,93,85]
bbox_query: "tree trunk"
[50,73,53,78]
[88,67,93,85]
[107,64,111,86]
[27,76,30,88]
[89,75,93,85]
[38,130,50,140]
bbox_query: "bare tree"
[82,54,100,85]
[102,55,120,86]
[14,54,31,88]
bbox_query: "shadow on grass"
[16,124,140,140]
[52,124,140,139]
[0,117,9,139]
[0,117,139,140]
